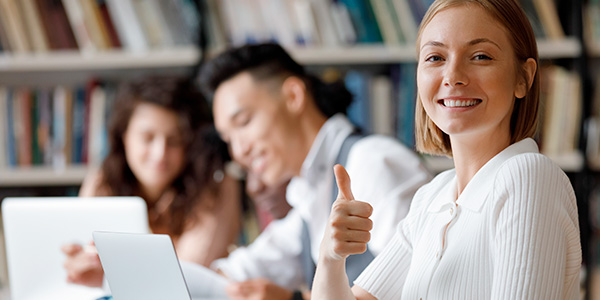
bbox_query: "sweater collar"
[427,138,539,213]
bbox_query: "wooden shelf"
[288,45,417,64]
[0,165,88,187]
[0,38,581,72]
[0,47,200,72]
[536,38,582,59]
[423,150,584,174]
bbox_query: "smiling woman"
[61,77,242,288]
[312,0,581,299]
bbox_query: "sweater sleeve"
[353,218,413,299]
[490,153,581,300]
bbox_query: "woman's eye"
[474,54,492,60]
[425,55,443,62]
[238,115,251,127]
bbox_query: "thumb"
[334,164,354,201]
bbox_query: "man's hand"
[226,278,294,300]
[61,242,104,287]
[320,164,373,262]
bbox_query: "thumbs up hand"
[320,164,374,262]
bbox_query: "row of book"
[0,82,114,170]
[206,0,566,51]
[0,63,583,171]
[339,64,418,148]
[0,0,567,55]
[0,0,200,54]
[538,65,582,158]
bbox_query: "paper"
[179,261,229,299]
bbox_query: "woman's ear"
[281,76,307,115]
[515,58,537,99]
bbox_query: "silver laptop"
[93,231,229,300]
[1,197,149,300]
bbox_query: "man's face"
[213,72,301,186]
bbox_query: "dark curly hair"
[100,77,230,236]
[199,42,353,118]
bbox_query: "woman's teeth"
[443,99,479,107]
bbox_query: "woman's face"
[213,72,303,187]
[123,103,186,192]
[417,4,528,143]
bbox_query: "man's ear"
[515,58,537,99]
[281,76,307,115]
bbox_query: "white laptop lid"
[93,232,191,300]
[1,197,149,300]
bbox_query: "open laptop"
[1,197,149,300]
[93,231,229,300]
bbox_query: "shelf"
[0,47,201,72]
[536,38,582,59]
[0,165,88,187]
[0,38,581,72]
[423,150,585,174]
[288,45,417,64]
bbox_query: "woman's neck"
[451,132,511,199]
[140,183,168,203]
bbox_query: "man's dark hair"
[199,43,352,117]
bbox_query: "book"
[0,17,10,52]
[52,86,68,170]
[532,0,565,39]
[37,89,53,165]
[87,84,106,167]
[71,87,86,164]
[204,0,228,52]
[521,0,547,39]
[330,2,357,44]
[6,89,17,167]
[254,0,298,46]
[345,70,372,133]
[0,0,31,53]
[35,0,79,50]
[131,0,174,48]
[338,0,383,43]
[62,0,96,52]
[390,0,418,42]
[307,0,341,47]
[291,0,321,46]
[17,90,33,166]
[17,0,50,52]
[370,76,394,136]
[370,0,402,45]
[105,0,148,51]
[79,0,112,50]
[156,0,192,46]
[395,64,417,148]
[96,0,122,48]
[0,87,7,168]
[31,91,41,165]
[178,0,201,44]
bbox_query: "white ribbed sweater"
[354,139,581,299]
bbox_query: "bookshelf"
[0,0,595,297]
[0,38,584,187]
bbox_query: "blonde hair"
[414,0,540,157]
